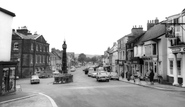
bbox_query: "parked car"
[83,67,89,74]
[91,72,98,78]
[88,67,95,77]
[70,66,76,72]
[96,71,110,82]
[30,75,40,84]
[109,72,119,80]
[53,71,60,77]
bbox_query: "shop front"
[0,61,17,95]
[131,57,143,77]
[168,45,185,86]
[116,60,126,78]
[142,57,158,79]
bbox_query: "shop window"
[177,60,181,75]
[170,60,173,75]
[13,42,19,50]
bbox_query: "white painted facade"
[166,12,185,86]
[0,10,14,61]
[110,42,118,72]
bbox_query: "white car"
[109,72,119,80]
[30,75,40,84]
[70,66,76,72]
[96,71,110,82]
[88,67,95,77]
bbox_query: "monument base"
[53,73,73,84]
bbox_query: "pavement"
[119,77,185,92]
[0,90,55,107]
[0,78,185,107]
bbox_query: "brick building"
[11,26,51,78]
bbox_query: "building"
[67,52,75,68]
[0,7,17,95]
[108,42,118,72]
[11,27,50,78]
[50,48,62,72]
[165,9,185,86]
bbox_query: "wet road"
[17,66,185,107]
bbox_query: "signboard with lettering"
[171,47,185,53]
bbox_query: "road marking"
[39,93,58,107]
[65,84,138,90]
[0,94,37,104]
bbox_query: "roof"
[0,7,16,17]
[136,24,165,45]
[127,32,146,44]
[13,32,41,40]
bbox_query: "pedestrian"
[149,68,154,85]
[137,70,141,83]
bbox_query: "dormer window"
[13,42,19,50]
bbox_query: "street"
[17,66,185,107]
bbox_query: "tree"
[78,53,86,66]
[91,56,98,64]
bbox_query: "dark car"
[83,67,89,75]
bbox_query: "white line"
[39,93,58,107]
[0,94,36,104]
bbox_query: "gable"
[12,33,22,40]
[35,35,47,43]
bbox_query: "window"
[37,55,39,63]
[43,56,45,63]
[31,43,33,51]
[43,47,45,52]
[35,55,37,64]
[176,25,180,32]
[40,55,41,63]
[177,60,181,75]
[170,60,173,75]
[36,45,38,51]
[13,42,19,50]
[40,45,42,52]
[30,55,33,64]
[152,44,157,55]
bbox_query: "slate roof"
[127,32,146,44]
[136,24,165,45]
[0,7,16,17]
[13,32,41,40]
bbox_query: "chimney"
[16,26,29,35]
[147,18,159,30]
[131,25,143,35]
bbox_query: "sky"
[1,0,185,55]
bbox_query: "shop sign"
[172,48,181,53]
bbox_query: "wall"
[158,35,167,79]
[0,11,13,61]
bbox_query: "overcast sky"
[1,0,185,55]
